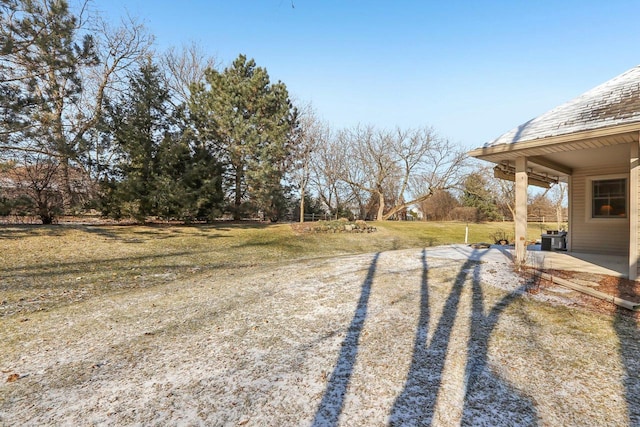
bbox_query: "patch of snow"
[0,245,635,426]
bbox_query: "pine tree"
[103,60,223,222]
[461,172,501,222]
[0,0,98,208]
[190,54,298,220]
[0,1,152,218]
[105,61,171,221]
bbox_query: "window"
[592,178,626,218]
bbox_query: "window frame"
[585,174,628,222]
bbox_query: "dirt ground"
[532,268,640,320]
[1,245,640,426]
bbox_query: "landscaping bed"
[291,219,377,234]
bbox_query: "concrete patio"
[525,245,628,278]
[417,244,629,279]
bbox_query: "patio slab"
[421,244,629,279]
[525,245,628,278]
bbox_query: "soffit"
[472,131,635,176]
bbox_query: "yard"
[1,222,638,426]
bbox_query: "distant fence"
[0,213,571,225]
[527,216,569,223]
[301,213,335,222]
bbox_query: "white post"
[567,175,572,251]
[465,224,469,244]
[630,137,639,280]
[515,157,528,266]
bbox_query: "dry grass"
[2,222,638,425]
[0,223,347,317]
[1,221,537,317]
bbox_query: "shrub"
[292,219,376,234]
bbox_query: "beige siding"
[635,141,640,278]
[629,139,640,280]
[637,171,640,277]
[570,164,630,255]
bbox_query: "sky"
[94,0,640,151]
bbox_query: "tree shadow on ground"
[389,248,537,426]
[81,224,229,241]
[461,269,537,425]
[613,286,640,425]
[312,253,380,427]
[0,224,67,239]
[0,250,208,279]
[0,222,247,241]
[388,248,460,424]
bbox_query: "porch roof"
[469,65,640,180]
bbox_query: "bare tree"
[159,41,216,106]
[319,124,468,221]
[495,174,516,220]
[0,2,152,210]
[79,14,153,188]
[335,126,400,221]
[382,127,467,220]
[548,182,568,229]
[419,189,459,220]
[291,105,324,222]
[309,132,352,217]
[8,153,62,224]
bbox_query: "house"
[469,65,640,280]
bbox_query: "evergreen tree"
[155,131,223,221]
[0,0,151,217]
[461,172,501,222]
[102,61,223,222]
[292,193,327,221]
[106,61,170,220]
[0,0,97,208]
[190,54,299,220]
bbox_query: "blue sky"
[96,1,640,150]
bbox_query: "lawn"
[0,222,323,317]
[0,220,547,317]
[2,221,636,426]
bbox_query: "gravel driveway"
[1,245,639,426]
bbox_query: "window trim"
[585,174,629,222]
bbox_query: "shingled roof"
[485,65,640,147]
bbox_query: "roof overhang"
[469,123,640,187]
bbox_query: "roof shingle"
[485,65,640,147]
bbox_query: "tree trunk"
[234,170,242,220]
[382,190,436,221]
[556,206,563,230]
[299,187,305,223]
[61,158,73,210]
[376,191,385,221]
[36,191,54,224]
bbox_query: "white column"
[566,175,572,252]
[515,157,528,265]
[630,138,639,280]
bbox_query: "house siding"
[634,140,640,279]
[637,171,640,277]
[570,164,630,255]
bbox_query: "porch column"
[566,175,572,251]
[515,157,528,265]
[630,138,639,280]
